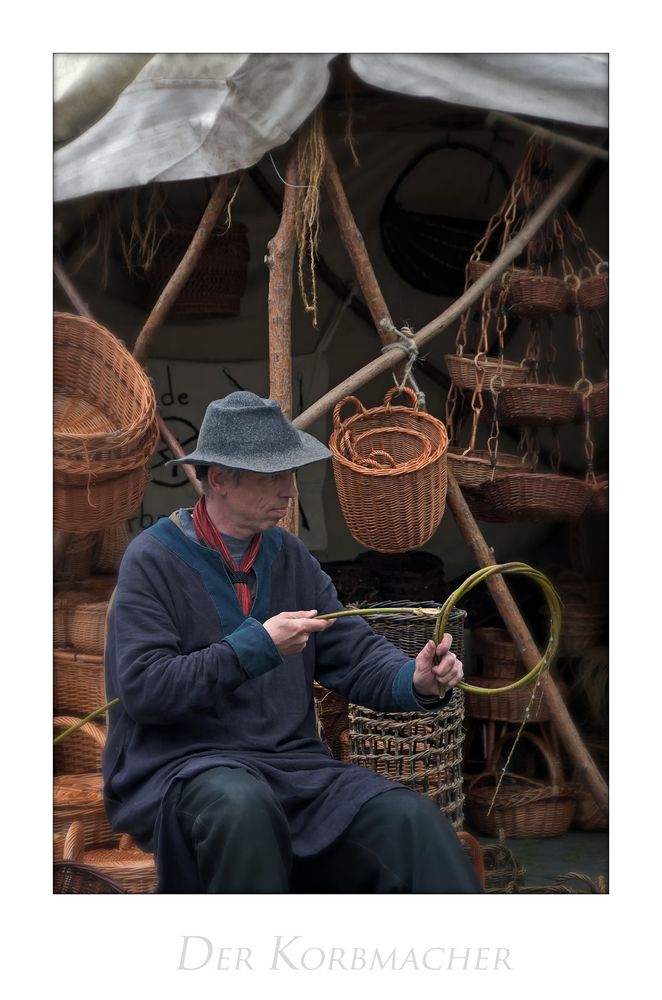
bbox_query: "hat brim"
[165,428,332,473]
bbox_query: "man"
[103,391,481,893]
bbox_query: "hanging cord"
[379,320,426,407]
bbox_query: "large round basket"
[54,715,106,775]
[466,732,576,838]
[447,447,531,489]
[54,313,159,532]
[495,384,582,426]
[329,387,448,553]
[481,472,590,521]
[54,774,117,850]
[54,594,109,655]
[139,222,250,320]
[445,353,527,391]
[347,603,466,830]
[507,275,571,317]
[54,650,106,716]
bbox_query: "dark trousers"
[175,765,482,893]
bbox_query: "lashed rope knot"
[379,319,426,407]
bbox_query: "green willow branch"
[53,563,561,745]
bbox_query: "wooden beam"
[132,174,233,366]
[485,110,609,161]
[266,149,299,535]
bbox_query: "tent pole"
[132,173,234,366]
[295,150,607,816]
[265,149,299,535]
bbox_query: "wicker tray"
[54,650,106,715]
[448,447,531,489]
[54,313,159,532]
[495,383,581,426]
[445,353,527,392]
[481,472,590,522]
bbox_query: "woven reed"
[507,275,571,317]
[54,861,126,893]
[481,840,527,893]
[54,773,117,849]
[329,387,448,553]
[447,447,531,489]
[481,472,590,522]
[54,650,106,715]
[462,673,551,722]
[314,682,350,761]
[54,532,96,582]
[140,222,250,319]
[472,626,522,680]
[92,522,130,573]
[348,603,466,830]
[445,353,527,391]
[496,384,582,427]
[63,822,157,893]
[54,312,159,532]
[54,715,105,774]
[54,596,108,655]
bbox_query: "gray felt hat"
[165,391,332,473]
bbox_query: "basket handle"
[54,715,107,749]
[486,729,565,787]
[383,385,420,410]
[62,821,86,863]
[332,396,366,430]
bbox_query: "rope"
[379,319,426,406]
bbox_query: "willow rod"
[293,153,591,433]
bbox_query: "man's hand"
[262,610,334,657]
[412,633,464,698]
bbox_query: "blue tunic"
[103,512,448,891]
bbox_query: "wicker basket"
[62,821,157,893]
[54,650,106,715]
[329,387,448,553]
[466,261,535,306]
[447,447,531,489]
[507,275,571,317]
[314,682,350,762]
[54,861,126,893]
[495,384,582,426]
[92,522,130,573]
[54,773,117,849]
[445,353,527,391]
[481,472,591,521]
[472,627,522,680]
[577,267,608,311]
[481,839,527,893]
[54,531,96,582]
[54,313,159,532]
[347,603,466,830]
[466,732,577,838]
[589,474,609,514]
[576,381,608,423]
[54,715,106,774]
[54,595,109,655]
[462,488,511,524]
[139,222,250,320]
[462,674,552,723]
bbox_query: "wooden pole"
[293,151,607,815]
[266,150,299,535]
[132,174,233,366]
[446,477,608,816]
[323,142,405,382]
[294,154,592,430]
[485,110,609,162]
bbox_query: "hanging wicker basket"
[466,731,577,838]
[495,384,582,427]
[575,381,609,423]
[139,222,250,320]
[62,821,157,893]
[466,260,536,306]
[445,353,527,392]
[54,715,106,775]
[589,474,609,515]
[447,447,531,490]
[54,313,159,532]
[577,264,608,312]
[480,472,591,522]
[329,387,448,553]
[347,603,466,830]
[507,275,571,317]
[54,650,106,715]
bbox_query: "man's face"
[216,468,298,536]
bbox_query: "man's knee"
[178,766,284,833]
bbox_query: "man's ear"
[207,465,228,495]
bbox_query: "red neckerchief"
[191,497,261,615]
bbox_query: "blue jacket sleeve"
[105,540,282,725]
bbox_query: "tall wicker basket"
[348,602,467,830]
